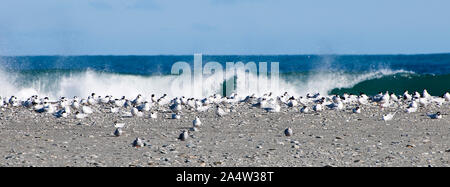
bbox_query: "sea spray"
[0,66,429,100]
[0,55,449,99]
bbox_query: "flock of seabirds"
[0,89,449,148]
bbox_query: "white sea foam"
[226,68,414,97]
[0,67,413,100]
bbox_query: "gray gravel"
[0,101,449,167]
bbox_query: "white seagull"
[422,89,431,99]
[403,91,412,101]
[132,94,143,106]
[149,111,158,119]
[444,92,450,101]
[110,107,119,113]
[87,95,96,105]
[328,101,344,110]
[405,106,417,113]
[138,101,152,112]
[82,106,93,114]
[313,103,323,112]
[216,106,228,117]
[75,111,87,119]
[43,103,55,114]
[71,100,80,109]
[114,122,125,128]
[287,97,298,107]
[300,106,309,113]
[131,107,143,117]
[382,113,395,121]
[265,103,281,113]
[170,102,182,113]
[193,116,202,127]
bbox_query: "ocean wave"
[0,66,427,100]
[330,72,450,96]
[283,69,416,96]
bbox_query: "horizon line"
[2,52,450,57]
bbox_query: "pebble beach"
[0,93,449,167]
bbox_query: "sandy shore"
[0,100,449,167]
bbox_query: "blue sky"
[0,0,449,55]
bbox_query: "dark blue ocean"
[0,54,449,99]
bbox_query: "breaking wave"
[0,67,423,100]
